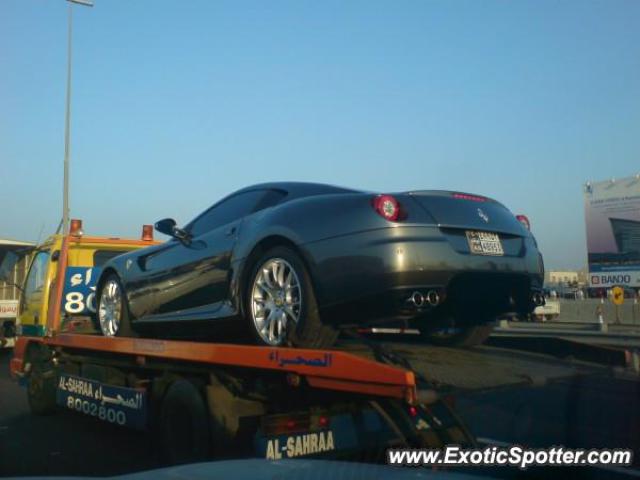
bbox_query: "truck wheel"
[97,274,135,337]
[246,246,337,348]
[159,380,211,465]
[27,359,57,415]
[421,323,493,347]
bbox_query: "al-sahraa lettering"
[59,376,95,397]
[58,376,143,410]
[266,431,335,460]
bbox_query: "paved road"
[0,350,159,477]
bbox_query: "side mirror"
[154,218,177,236]
[154,218,190,242]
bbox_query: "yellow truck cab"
[15,219,158,337]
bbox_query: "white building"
[0,239,34,345]
[547,271,579,284]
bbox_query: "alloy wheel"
[250,258,302,345]
[98,278,122,337]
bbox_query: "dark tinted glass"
[255,189,287,211]
[93,250,126,267]
[189,190,266,236]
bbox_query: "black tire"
[245,246,337,349]
[96,274,136,337]
[27,355,57,415]
[158,380,211,465]
[421,324,494,348]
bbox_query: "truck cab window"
[22,250,50,307]
[24,251,49,294]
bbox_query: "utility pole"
[62,0,93,235]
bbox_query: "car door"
[142,190,268,318]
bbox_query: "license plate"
[466,231,504,256]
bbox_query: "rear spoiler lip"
[404,190,501,204]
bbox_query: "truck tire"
[158,380,211,465]
[421,324,493,348]
[27,358,57,415]
[245,246,337,349]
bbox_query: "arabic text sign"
[56,374,147,430]
[584,176,640,288]
[62,267,101,316]
[268,350,333,368]
[0,300,18,319]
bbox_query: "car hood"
[10,459,495,480]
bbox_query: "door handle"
[225,227,236,236]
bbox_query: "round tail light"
[372,194,401,221]
[516,214,531,231]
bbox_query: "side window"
[23,251,50,301]
[189,190,266,237]
[254,189,287,212]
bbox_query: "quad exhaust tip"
[426,290,440,306]
[532,292,545,306]
[410,291,425,307]
[409,290,441,308]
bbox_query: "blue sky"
[1,0,638,270]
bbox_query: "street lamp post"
[62,0,93,235]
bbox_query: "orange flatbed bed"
[11,333,418,403]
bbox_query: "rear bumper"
[304,226,544,320]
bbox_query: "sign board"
[584,176,640,288]
[61,267,102,316]
[611,286,625,306]
[0,300,18,319]
[56,374,147,430]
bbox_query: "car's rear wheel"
[420,320,493,347]
[97,274,135,337]
[246,246,337,348]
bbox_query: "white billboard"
[584,175,640,288]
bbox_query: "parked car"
[95,182,544,348]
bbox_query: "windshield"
[2,1,639,479]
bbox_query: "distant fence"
[555,298,640,325]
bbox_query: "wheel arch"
[95,266,120,297]
[24,340,51,366]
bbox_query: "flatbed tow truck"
[9,231,640,468]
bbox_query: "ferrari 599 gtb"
[96,182,544,348]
